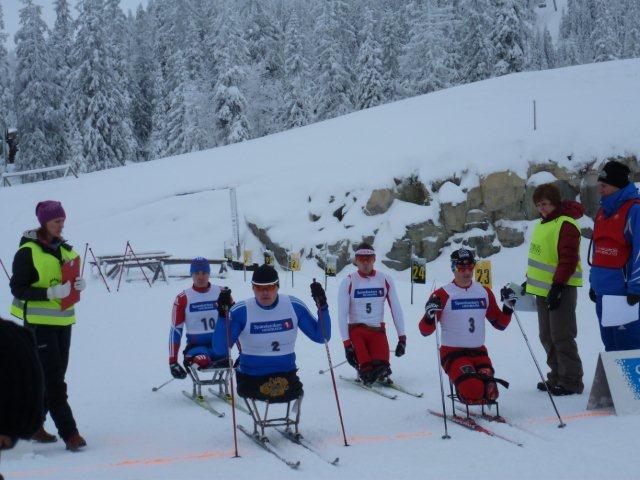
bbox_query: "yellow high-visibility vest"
[10,241,78,326]
[526,216,583,297]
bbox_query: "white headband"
[355,248,375,256]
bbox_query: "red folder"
[61,258,81,310]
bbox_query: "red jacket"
[541,200,583,286]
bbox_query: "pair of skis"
[428,408,524,447]
[187,388,338,469]
[237,425,339,469]
[338,375,424,400]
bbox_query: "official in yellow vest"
[525,184,584,396]
[9,201,87,452]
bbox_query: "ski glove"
[520,281,527,296]
[217,288,233,317]
[627,294,640,306]
[395,335,406,357]
[424,295,442,323]
[344,341,358,369]
[589,288,597,303]
[500,285,517,311]
[170,362,187,379]
[74,277,86,292]
[47,281,71,300]
[210,356,230,369]
[310,280,327,308]
[546,284,563,311]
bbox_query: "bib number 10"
[200,317,215,330]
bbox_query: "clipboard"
[61,258,80,310]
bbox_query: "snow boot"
[32,426,57,443]
[65,433,87,452]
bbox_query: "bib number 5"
[365,302,372,314]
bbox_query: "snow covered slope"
[1,58,639,265]
[1,59,640,480]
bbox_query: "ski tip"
[288,460,301,469]
[331,457,340,465]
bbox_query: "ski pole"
[81,243,89,277]
[429,280,450,439]
[314,278,349,447]
[127,242,152,288]
[88,246,111,292]
[116,241,130,292]
[152,377,175,392]
[318,359,347,375]
[0,258,9,281]
[512,308,566,428]
[222,293,240,458]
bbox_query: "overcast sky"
[3,0,148,50]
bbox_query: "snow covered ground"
[0,245,634,480]
[1,59,640,479]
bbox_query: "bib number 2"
[271,341,280,352]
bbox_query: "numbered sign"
[243,250,253,266]
[474,260,492,289]
[263,250,274,266]
[411,258,426,284]
[325,255,338,277]
[224,247,234,262]
[288,252,301,271]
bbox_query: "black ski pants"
[27,324,78,441]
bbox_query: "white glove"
[47,281,71,300]
[74,277,86,292]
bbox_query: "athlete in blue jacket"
[589,160,640,351]
[213,264,330,402]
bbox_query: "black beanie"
[598,160,631,189]
[0,318,44,443]
[252,264,279,285]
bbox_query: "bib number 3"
[468,317,475,333]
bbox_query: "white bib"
[239,295,299,357]
[184,285,221,335]
[440,282,488,348]
[348,272,388,325]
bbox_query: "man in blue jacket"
[589,160,640,351]
[213,264,330,402]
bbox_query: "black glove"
[627,294,640,306]
[520,281,527,296]
[170,362,187,379]
[310,280,327,308]
[210,356,230,369]
[217,288,233,317]
[546,284,563,311]
[344,342,358,368]
[589,288,597,303]
[424,295,442,323]
[395,335,406,357]
[500,285,517,311]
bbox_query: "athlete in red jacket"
[419,249,516,404]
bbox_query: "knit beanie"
[598,161,631,189]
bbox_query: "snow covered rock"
[364,188,394,215]
[480,171,526,221]
[394,175,430,205]
[383,220,447,270]
[495,220,526,248]
[439,181,467,233]
[464,209,491,231]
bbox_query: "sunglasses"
[453,262,475,272]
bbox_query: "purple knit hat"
[35,201,66,226]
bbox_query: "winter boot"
[478,368,499,401]
[32,426,57,443]
[549,385,578,396]
[64,433,87,452]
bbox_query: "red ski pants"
[349,324,390,369]
[440,345,493,402]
